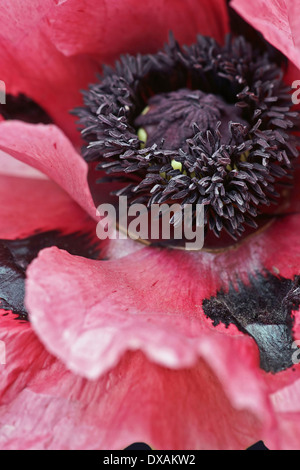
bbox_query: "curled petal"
[26,245,275,428]
[231,0,300,71]
[0,150,103,318]
[0,121,96,220]
[25,246,245,376]
[0,315,262,451]
[0,150,47,180]
[0,170,94,241]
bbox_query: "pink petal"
[25,246,243,376]
[0,313,54,406]
[265,379,300,449]
[0,174,95,240]
[0,121,96,220]
[0,353,263,451]
[231,0,300,71]
[48,0,229,63]
[0,314,263,450]
[0,0,98,142]
[0,175,91,239]
[25,244,278,431]
[0,147,98,239]
[0,150,48,179]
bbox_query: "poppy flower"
[0,0,300,451]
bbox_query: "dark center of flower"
[0,93,52,124]
[75,34,300,247]
[134,88,248,151]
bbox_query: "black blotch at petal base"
[203,272,300,373]
[0,230,100,320]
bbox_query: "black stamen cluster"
[74,34,299,240]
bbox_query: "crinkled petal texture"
[0,313,263,450]
[0,0,229,144]
[230,0,300,71]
